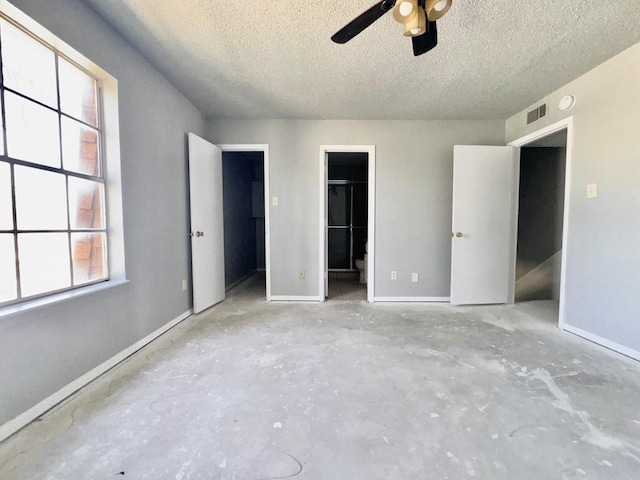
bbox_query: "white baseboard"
[374,296,451,303]
[562,324,640,362]
[270,295,321,302]
[0,309,193,443]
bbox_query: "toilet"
[355,242,368,284]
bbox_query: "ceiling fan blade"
[412,20,438,56]
[331,1,395,44]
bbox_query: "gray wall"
[0,0,206,426]
[506,42,640,354]
[208,120,505,298]
[222,152,260,287]
[517,147,566,279]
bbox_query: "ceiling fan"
[331,0,452,56]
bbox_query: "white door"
[188,133,225,313]
[451,145,516,305]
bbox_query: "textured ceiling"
[84,0,640,120]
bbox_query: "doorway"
[319,146,376,302]
[327,153,368,300]
[220,145,271,301]
[508,118,573,328]
[515,130,567,305]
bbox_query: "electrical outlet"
[391,271,397,280]
[298,270,305,280]
[182,279,187,291]
[412,273,419,283]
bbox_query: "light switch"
[587,184,597,198]
[272,196,279,206]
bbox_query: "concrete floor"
[1,275,640,479]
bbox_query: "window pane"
[69,177,104,229]
[15,166,68,230]
[59,58,98,126]
[1,19,57,107]
[5,92,61,167]
[18,232,70,297]
[62,117,100,176]
[328,185,350,226]
[328,228,350,269]
[352,183,367,227]
[0,162,13,229]
[0,234,17,303]
[72,232,106,285]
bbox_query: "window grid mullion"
[2,88,100,132]
[55,53,76,288]
[10,163,21,300]
[65,175,75,287]
[0,228,107,234]
[0,21,22,301]
[0,21,9,156]
[0,156,106,183]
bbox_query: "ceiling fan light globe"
[393,0,419,24]
[403,6,426,36]
[434,0,448,11]
[425,0,452,21]
[399,2,414,16]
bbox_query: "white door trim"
[218,144,272,301]
[507,117,574,329]
[319,145,376,303]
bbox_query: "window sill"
[0,279,130,319]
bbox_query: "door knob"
[190,231,205,237]
[455,232,463,238]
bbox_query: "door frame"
[319,145,376,303]
[219,144,272,301]
[507,117,574,329]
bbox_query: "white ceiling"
[84,0,640,121]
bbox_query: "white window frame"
[0,1,126,318]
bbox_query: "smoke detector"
[559,95,576,111]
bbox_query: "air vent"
[538,103,547,118]
[526,103,547,125]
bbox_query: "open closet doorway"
[319,146,376,302]
[509,119,573,328]
[220,145,271,301]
